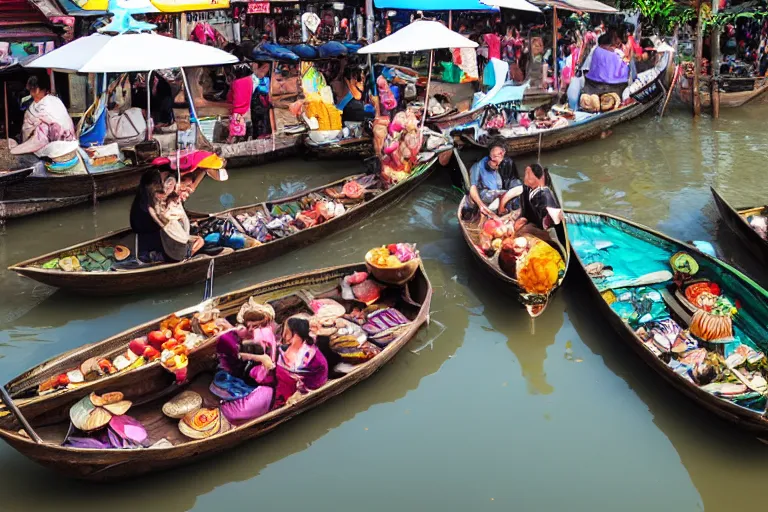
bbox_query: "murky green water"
[1,103,767,511]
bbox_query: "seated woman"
[275,315,329,408]
[583,31,629,97]
[215,299,278,424]
[129,171,204,263]
[10,75,76,158]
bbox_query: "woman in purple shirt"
[583,32,629,96]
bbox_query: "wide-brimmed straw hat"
[178,407,229,439]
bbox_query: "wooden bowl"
[365,250,420,286]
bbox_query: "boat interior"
[567,212,768,414]
[0,268,428,450]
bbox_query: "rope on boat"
[537,132,543,164]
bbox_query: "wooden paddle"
[596,270,673,293]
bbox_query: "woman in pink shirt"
[227,64,253,143]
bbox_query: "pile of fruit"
[367,243,418,268]
[37,314,205,396]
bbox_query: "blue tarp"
[373,0,496,11]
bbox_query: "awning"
[358,20,477,54]
[373,0,496,11]
[26,32,238,72]
[54,0,107,15]
[149,0,229,13]
[0,24,58,41]
[0,0,49,26]
[65,0,158,13]
[481,0,541,13]
[532,0,617,13]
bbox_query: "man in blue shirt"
[468,141,522,217]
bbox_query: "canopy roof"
[26,32,238,72]
[0,0,49,26]
[56,0,156,14]
[481,0,542,13]
[358,20,478,54]
[533,0,617,13]
[373,0,496,10]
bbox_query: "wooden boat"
[302,135,374,160]
[456,180,570,317]
[565,209,768,433]
[679,77,768,108]
[465,89,663,156]
[711,187,768,265]
[211,133,301,168]
[10,158,437,295]
[464,55,675,156]
[0,261,432,480]
[0,162,153,220]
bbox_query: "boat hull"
[565,209,768,433]
[0,164,150,220]
[711,187,768,265]
[0,263,432,480]
[11,164,436,295]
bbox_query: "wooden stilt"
[711,0,721,118]
[693,1,703,117]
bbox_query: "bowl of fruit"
[365,243,420,285]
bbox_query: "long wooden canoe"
[464,56,674,156]
[711,187,768,265]
[302,136,375,160]
[566,209,768,433]
[465,92,662,156]
[679,77,768,108]
[0,261,432,480]
[10,159,437,295]
[457,180,570,317]
[0,162,152,220]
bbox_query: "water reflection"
[2,105,768,510]
[564,280,767,512]
[469,261,564,396]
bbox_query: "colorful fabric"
[275,344,328,408]
[11,95,76,156]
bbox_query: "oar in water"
[203,259,215,301]
[453,147,470,192]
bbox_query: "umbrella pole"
[448,11,452,30]
[180,67,202,146]
[146,70,153,140]
[420,49,434,132]
[552,6,558,93]
[3,82,9,145]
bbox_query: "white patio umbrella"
[480,0,542,13]
[358,20,477,129]
[26,32,238,145]
[357,20,477,55]
[26,32,238,73]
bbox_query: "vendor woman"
[10,75,76,157]
[520,163,562,231]
[467,141,522,217]
[215,309,328,424]
[584,31,629,96]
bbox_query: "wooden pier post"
[693,1,703,117]
[711,0,721,118]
